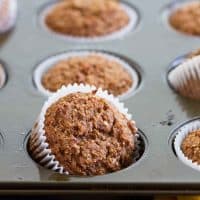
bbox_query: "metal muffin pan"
[0,0,200,195]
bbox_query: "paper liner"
[174,119,200,171]
[0,63,6,88]
[0,0,17,33]
[34,51,139,99]
[39,2,138,42]
[168,55,200,100]
[29,84,140,175]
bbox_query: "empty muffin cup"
[174,118,200,171]
[39,0,138,42]
[34,51,139,99]
[168,55,200,100]
[28,84,141,176]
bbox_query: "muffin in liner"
[0,0,17,33]
[28,84,141,175]
[168,55,200,100]
[34,51,139,99]
[174,118,200,171]
[39,1,138,42]
[168,1,200,37]
[0,63,6,88]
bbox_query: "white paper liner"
[29,84,140,174]
[0,0,17,33]
[174,119,200,171]
[34,51,139,99]
[0,63,6,88]
[39,1,138,42]
[168,55,200,100]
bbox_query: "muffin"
[44,0,133,38]
[41,53,134,97]
[168,55,200,100]
[188,48,200,59]
[174,119,200,171]
[181,129,200,165]
[0,64,6,88]
[0,0,17,33]
[169,1,200,36]
[29,85,138,176]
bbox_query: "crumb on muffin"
[44,92,137,175]
[169,2,200,36]
[41,54,133,96]
[181,129,200,164]
[45,0,130,37]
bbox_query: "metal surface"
[0,0,200,195]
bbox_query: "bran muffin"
[168,55,200,100]
[44,0,130,38]
[169,1,200,36]
[29,90,137,176]
[188,48,200,59]
[0,64,5,88]
[0,0,17,33]
[41,54,133,96]
[181,129,200,165]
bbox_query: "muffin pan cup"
[174,118,200,172]
[39,0,139,42]
[168,55,200,100]
[33,51,140,99]
[1,0,200,195]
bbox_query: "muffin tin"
[0,0,200,195]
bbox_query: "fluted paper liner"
[29,84,140,174]
[34,51,139,99]
[0,0,17,33]
[0,64,6,88]
[174,119,200,171]
[40,2,138,42]
[168,55,200,100]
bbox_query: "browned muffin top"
[45,0,130,37]
[169,2,200,36]
[44,92,137,176]
[188,48,200,59]
[181,129,200,164]
[42,54,133,96]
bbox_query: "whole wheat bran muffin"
[181,129,200,164]
[45,0,130,37]
[169,2,200,36]
[43,92,137,175]
[41,54,133,96]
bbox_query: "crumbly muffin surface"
[181,129,200,164]
[45,0,130,37]
[44,92,137,175]
[169,2,200,36]
[42,54,133,96]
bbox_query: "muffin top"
[41,54,133,96]
[44,92,137,175]
[45,0,130,37]
[181,129,200,164]
[169,2,200,36]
